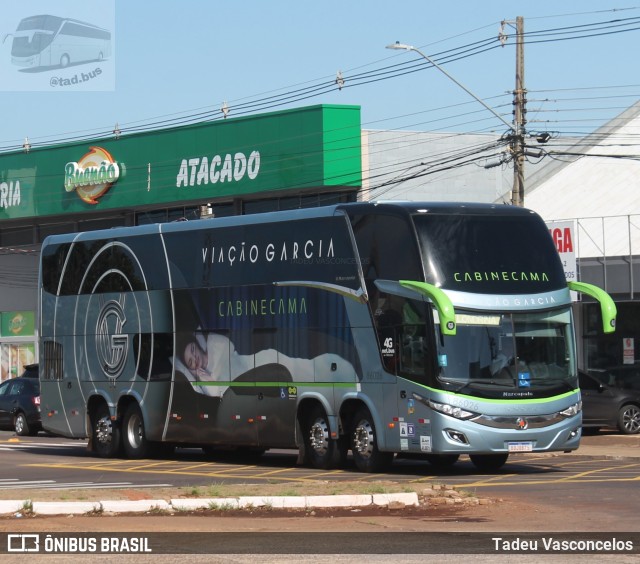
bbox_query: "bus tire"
[92,403,121,458]
[469,453,509,472]
[122,403,149,459]
[350,407,393,473]
[60,54,70,68]
[303,404,342,470]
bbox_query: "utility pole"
[511,16,526,207]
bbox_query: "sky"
[0,1,639,151]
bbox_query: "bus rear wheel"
[304,405,342,469]
[469,453,509,472]
[92,403,120,458]
[122,403,149,459]
[350,407,393,473]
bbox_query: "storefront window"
[0,342,35,382]
[584,300,640,371]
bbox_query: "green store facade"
[0,104,363,381]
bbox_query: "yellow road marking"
[23,457,640,486]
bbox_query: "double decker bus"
[6,14,110,69]
[38,202,616,472]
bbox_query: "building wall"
[523,104,640,374]
[361,130,512,203]
[0,251,39,312]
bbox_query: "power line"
[2,14,639,152]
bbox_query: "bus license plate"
[507,441,533,452]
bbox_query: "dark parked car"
[0,369,42,436]
[579,369,640,434]
[20,363,39,379]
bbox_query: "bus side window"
[400,300,428,376]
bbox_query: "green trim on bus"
[568,281,617,334]
[415,382,580,405]
[399,280,456,336]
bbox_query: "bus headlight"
[559,401,582,418]
[427,399,477,420]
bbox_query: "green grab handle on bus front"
[399,280,456,336]
[568,281,617,334]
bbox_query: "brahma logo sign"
[64,146,122,204]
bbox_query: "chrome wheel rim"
[622,406,640,434]
[309,418,329,455]
[352,419,374,459]
[96,416,114,446]
[126,412,143,449]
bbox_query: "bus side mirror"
[568,281,616,334]
[399,280,456,336]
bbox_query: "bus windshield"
[11,16,60,57]
[412,212,567,294]
[434,308,577,394]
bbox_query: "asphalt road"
[1,430,639,512]
[0,430,639,491]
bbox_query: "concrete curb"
[32,500,102,515]
[2,492,420,517]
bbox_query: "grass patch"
[207,501,236,511]
[360,484,389,495]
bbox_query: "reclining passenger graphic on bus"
[178,331,358,397]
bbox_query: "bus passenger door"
[374,293,433,454]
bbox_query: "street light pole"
[511,16,526,208]
[386,42,514,131]
[386,41,523,205]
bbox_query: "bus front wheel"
[92,403,120,458]
[350,407,393,473]
[303,405,342,470]
[122,403,149,459]
[469,453,509,472]
[60,54,70,68]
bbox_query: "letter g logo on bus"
[95,297,129,380]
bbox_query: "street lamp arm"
[386,43,514,131]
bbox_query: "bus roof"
[40,201,541,247]
[17,14,110,34]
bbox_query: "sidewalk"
[574,430,640,459]
[1,432,638,517]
